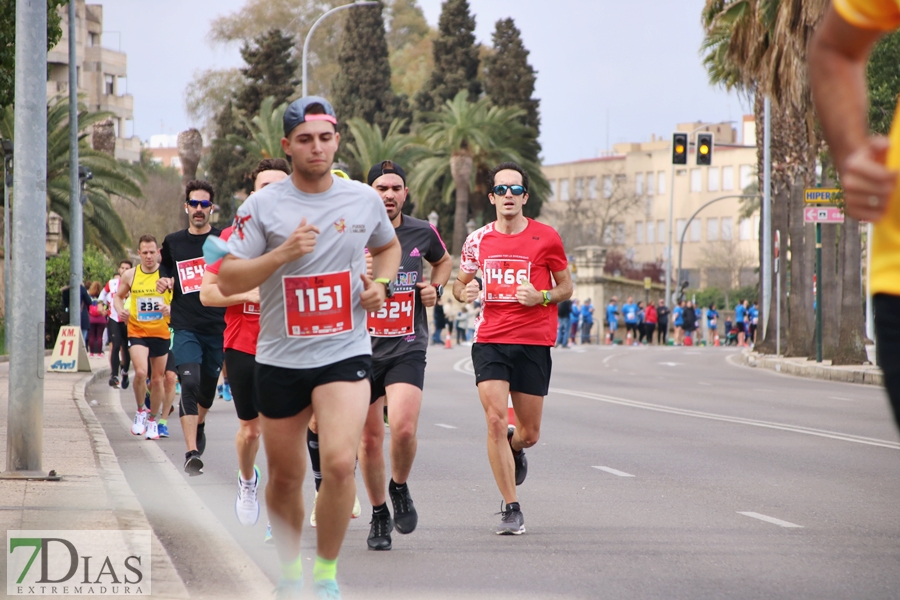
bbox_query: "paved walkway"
[0,355,189,599]
[741,349,884,387]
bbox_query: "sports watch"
[374,277,394,298]
[432,283,444,297]
[541,290,552,306]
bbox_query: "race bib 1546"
[283,271,352,337]
[177,258,206,294]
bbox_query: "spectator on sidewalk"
[455,305,470,345]
[707,303,719,346]
[556,297,573,348]
[672,300,684,345]
[735,299,747,347]
[569,298,581,345]
[432,295,446,345]
[623,296,639,344]
[656,299,669,345]
[467,300,479,343]
[683,301,697,346]
[636,301,647,345]
[644,301,658,345]
[87,281,107,357]
[61,283,92,344]
[606,297,619,344]
[580,298,595,344]
[749,301,759,345]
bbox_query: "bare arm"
[810,6,896,221]
[199,270,259,307]
[453,269,480,304]
[114,268,134,321]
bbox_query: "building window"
[676,218,687,240]
[645,196,653,218]
[657,220,665,245]
[89,32,99,47]
[560,179,570,201]
[690,168,702,192]
[615,174,627,188]
[647,221,655,244]
[549,179,557,202]
[658,171,666,195]
[587,177,597,200]
[602,175,612,199]
[635,221,644,244]
[574,177,584,200]
[104,74,114,95]
[739,164,754,190]
[615,222,625,245]
[722,165,734,191]
[722,217,733,240]
[707,217,719,241]
[708,167,720,192]
[647,172,655,196]
[690,219,701,242]
[602,224,613,245]
[635,172,644,196]
[739,218,752,240]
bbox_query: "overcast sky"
[100,0,748,165]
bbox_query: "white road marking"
[592,466,635,477]
[738,512,803,528]
[602,354,617,364]
[435,424,457,429]
[829,396,855,402]
[658,362,680,366]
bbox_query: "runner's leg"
[129,344,149,411]
[385,383,422,485]
[478,379,516,505]
[147,354,167,418]
[359,396,387,508]
[509,391,544,454]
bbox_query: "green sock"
[313,556,336,582]
[158,419,167,426]
[280,553,303,581]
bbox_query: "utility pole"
[68,0,83,327]
[2,0,49,477]
[761,97,772,339]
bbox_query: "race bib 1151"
[283,271,352,337]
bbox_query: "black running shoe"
[184,450,204,476]
[508,426,527,486]
[121,371,130,389]
[496,501,525,535]
[108,376,119,389]
[389,482,417,534]
[367,510,393,551]
[196,422,206,456]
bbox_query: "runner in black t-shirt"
[158,179,226,475]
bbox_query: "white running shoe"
[131,409,146,436]
[235,466,261,526]
[352,494,361,519]
[144,419,159,440]
[310,491,318,527]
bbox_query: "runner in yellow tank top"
[115,235,172,440]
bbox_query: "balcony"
[84,46,126,76]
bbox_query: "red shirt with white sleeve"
[460,219,567,346]
[205,226,260,355]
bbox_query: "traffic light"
[696,132,713,166]
[672,133,688,165]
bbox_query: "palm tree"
[228,96,287,161]
[341,117,424,178]
[1,96,142,258]
[412,90,549,255]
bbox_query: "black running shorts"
[225,349,258,422]
[128,336,169,359]
[471,343,552,397]
[370,350,426,404]
[255,355,372,419]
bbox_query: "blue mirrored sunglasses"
[491,184,526,196]
[187,199,213,208]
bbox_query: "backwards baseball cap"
[367,160,407,186]
[282,96,338,137]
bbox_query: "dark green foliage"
[234,28,299,118]
[332,1,411,171]
[205,100,254,223]
[45,247,116,348]
[413,0,481,116]
[867,29,900,136]
[0,0,65,111]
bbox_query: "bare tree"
[177,128,203,229]
[698,237,755,305]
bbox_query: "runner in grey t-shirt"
[216,96,400,600]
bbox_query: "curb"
[739,349,884,387]
[72,367,191,599]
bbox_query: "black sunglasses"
[491,184,526,196]
[187,199,213,209]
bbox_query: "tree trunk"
[833,218,868,364]
[821,222,840,359]
[450,151,473,257]
[786,183,812,357]
[177,128,203,230]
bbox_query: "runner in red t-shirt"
[199,158,290,527]
[453,162,572,535]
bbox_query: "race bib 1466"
[483,258,530,303]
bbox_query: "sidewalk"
[739,349,884,387]
[0,355,190,599]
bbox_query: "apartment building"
[540,117,760,290]
[47,1,141,162]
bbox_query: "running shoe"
[222,381,233,402]
[508,426,528,486]
[367,510,393,551]
[313,579,341,600]
[145,419,159,440]
[216,384,224,399]
[184,450,203,476]
[131,409,147,436]
[274,578,303,600]
[496,500,525,535]
[120,371,130,389]
[389,483,417,534]
[235,465,261,526]
[157,423,170,438]
[175,381,181,395]
[310,491,318,527]
[264,522,274,545]
[108,375,119,389]
[352,494,361,519]
[196,422,206,456]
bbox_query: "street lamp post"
[1,139,12,350]
[301,1,379,98]
[68,0,82,328]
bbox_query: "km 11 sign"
[804,207,844,224]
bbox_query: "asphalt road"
[88,343,900,600]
